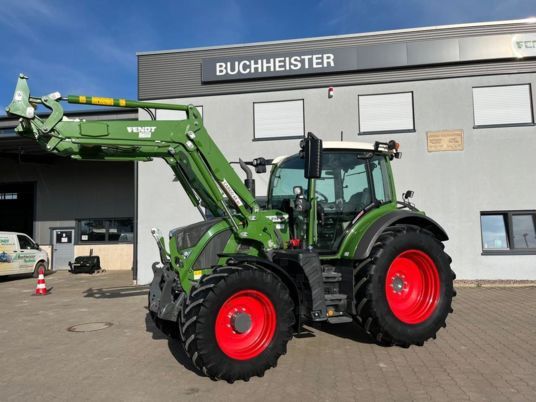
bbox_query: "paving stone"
[1,272,536,401]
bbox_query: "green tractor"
[7,75,455,382]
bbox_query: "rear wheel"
[179,265,295,382]
[354,225,455,346]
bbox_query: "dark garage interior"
[0,182,35,237]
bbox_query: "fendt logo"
[127,126,156,138]
[512,34,536,58]
[516,40,536,49]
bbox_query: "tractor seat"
[343,188,371,213]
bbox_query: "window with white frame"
[358,92,414,134]
[472,84,533,127]
[253,100,304,140]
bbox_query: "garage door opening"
[0,182,35,237]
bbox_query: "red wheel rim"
[215,289,276,360]
[385,249,440,324]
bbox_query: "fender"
[224,254,303,329]
[34,258,48,270]
[354,210,449,260]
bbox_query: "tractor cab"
[268,141,397,252]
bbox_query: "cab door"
[16,234,38,273]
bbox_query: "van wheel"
[33,262,47,278]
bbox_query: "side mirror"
[403,190,414,200]
[252,157,268,174]
[300,132,322,179]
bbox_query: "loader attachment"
[6,74,34,120]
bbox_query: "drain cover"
[67,322,113,332]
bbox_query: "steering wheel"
[315,190,329,203]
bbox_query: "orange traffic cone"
[35,267,47,295]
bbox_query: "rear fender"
[354,211,448,260]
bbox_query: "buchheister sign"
[202,48,358,82]
[201,32,536,83]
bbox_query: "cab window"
[269,157,307,210]
[315,175,335,203]
[17,235,36,250]
[268,151,393,253]
[341,158,370,213]
[371,156,391,203]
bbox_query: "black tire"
[354,224,455,347]
[179,265,295,382]
[33,262,46,278]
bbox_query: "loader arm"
[6,75,284,251]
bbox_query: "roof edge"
[136,18,536,56]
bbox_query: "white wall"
[137,72,536,284]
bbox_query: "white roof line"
[136,18,536,56]
[323,141,376,151]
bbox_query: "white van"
[0,232,49,278]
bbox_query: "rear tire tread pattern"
[354,224,455,347]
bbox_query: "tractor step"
[322,265,342,282]
[322,265,343,296]
[324,293,349,320]
[327,315,353,324]
[324,293,347,303]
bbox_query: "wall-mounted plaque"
[427,130,464,152]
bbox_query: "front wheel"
[354,225,455,346]
[179,265,295,382]
[33,262,46,278]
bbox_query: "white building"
[133,19,536,283]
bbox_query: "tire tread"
[354,224,455,347]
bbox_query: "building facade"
[0,109,137,271]
[133,19,536,284]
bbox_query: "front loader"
[6,75,455,382]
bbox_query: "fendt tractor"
[7,75,455,382]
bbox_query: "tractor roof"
[272,141,387,165]
[323,141,376,151]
